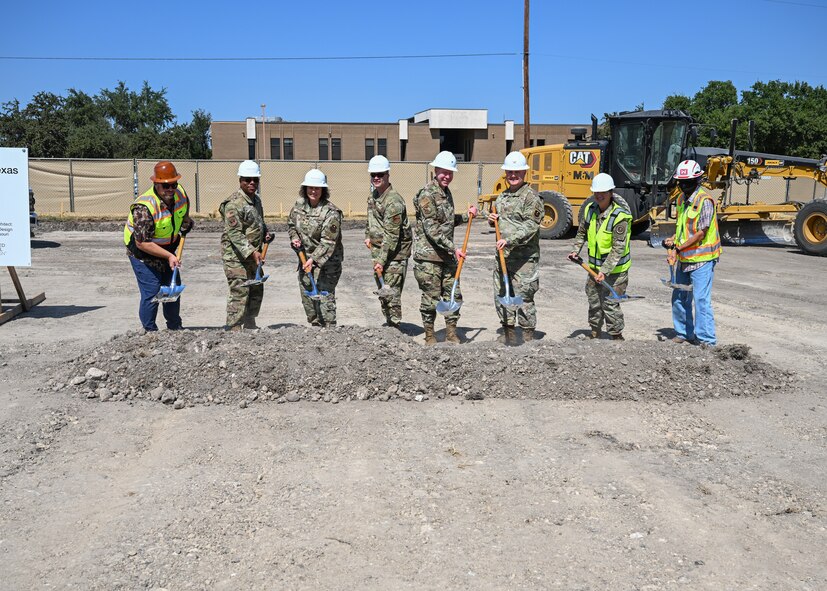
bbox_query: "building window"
[284,138,294,160]
[378,138,387,157]
[365,138,375,160]
[529,139,546,148]
[270,138,281,160]
[319,138,329,161]
[332,138,342,161]
[248,139,256,160]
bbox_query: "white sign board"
[0,147,31,267]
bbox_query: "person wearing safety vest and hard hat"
[124,161,194,331]
[663,159,721,347]
[568,172,632,340]
[487,151,544,345]
[412,151,478,345]
[219,160,274,331]
[288,169,344,327]
[364,155,413,330]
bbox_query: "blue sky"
[2,0,825,126]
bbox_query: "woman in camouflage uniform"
[288,169,344,327]
[487,152,543,345]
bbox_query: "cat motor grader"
[478,110,827,255]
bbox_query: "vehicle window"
[647,121,686,184]
[615,122,644,183]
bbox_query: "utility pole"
[523,0,531,149]
[260,104,266,160]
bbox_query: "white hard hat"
[673,159,703,180]
[237,160,261,177]
[430,151,458,172]
[501,151,530,171]
[368,155,391,173]
[302,168,328,188]
[590,172,616,192]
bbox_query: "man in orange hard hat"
[124,161,194,331]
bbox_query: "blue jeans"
[129,256,183,331]
[672,259,717,345]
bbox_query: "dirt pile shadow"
[47,327,796,408]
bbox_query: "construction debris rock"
[50,326,795,407]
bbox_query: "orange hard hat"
[150,161,182,183]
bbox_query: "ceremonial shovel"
[569,254,645,302]
[151,235,186,303]
[436,210,474,315]
[491,205,523,311]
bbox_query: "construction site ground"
[2,225,825,590]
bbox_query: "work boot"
[445,320,460,344]
[498,325,516,346]
[522,328,535,342]
[423,324,437,345]
[589,329,601,339]
[225,324,243,332]
[672,336,686,344]
[611,333,624,341]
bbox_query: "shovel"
[152,235,186,303]
[374,270,395,300]
[569,254,644,302]
[298,250,328,300]
[660,244,692,292]
[491,205,524,311]
[240,243,270,288]
[436,210,474,315]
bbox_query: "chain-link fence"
[28,159,500,217]
[29,158,827,217]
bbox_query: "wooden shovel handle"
[298,250,308,266]
[571,254,600,281]
[491,205,509,276]
[174,235,186,262]
[261,242,269,260]
[454,212,474,279]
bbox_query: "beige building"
[211,108,585,163]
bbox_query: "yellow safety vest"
[675,187,721,263]
[124,186,188,249]
[585,200,632,274]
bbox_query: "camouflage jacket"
[493,182,543,260]
[219,189,267,261]
[413,179,469,263]
[288,197,344,267]
[571,193,630,272]
[365,184,412,266]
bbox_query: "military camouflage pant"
[585,271,627,335]
[493,256,539,328]
[224,258,263,327]
[414,259,460,325]
[298,260,342,326]
[374,258,408,325]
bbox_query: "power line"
[0,52,517,63]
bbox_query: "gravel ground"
[1,228,825,590]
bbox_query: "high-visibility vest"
[124,187,188,248]
[675,187,721,263]
[585,200,632,274]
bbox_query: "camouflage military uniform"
[365,184,412,325]
[288,197,344,326]
[413,179,470,326]
[571,193,631,336]
[492,183,543,328]
[219,189,269,329]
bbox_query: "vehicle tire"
[539,191,573,240]
[794,200,827,256]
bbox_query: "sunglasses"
[240,177,259,183]
[370,172,387,178]
[160,182,178,189]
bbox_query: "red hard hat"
[150,161,182,183]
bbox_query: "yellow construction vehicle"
[479,110,827,255]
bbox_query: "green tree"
[0,82,211,159]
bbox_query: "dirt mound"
[48,327,795,408]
